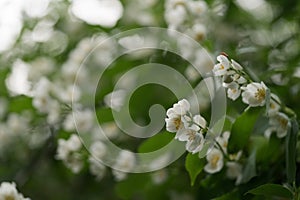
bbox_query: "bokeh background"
[0,0,300,199]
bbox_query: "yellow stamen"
[255,88,266,101]
[211,154,220,168]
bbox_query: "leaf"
[228,107,261,153]
[138,131,174,153]
[246,184,293,199]
[115,174,150,199]
[185,153,205,186]
[8,95,33,113]
[238,149,256,184]
[213,190,240,200]
[286,118,299,184]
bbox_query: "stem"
[214,139,230,160]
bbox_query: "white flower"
[226,82,241,101]
[265,112,291,138]
[89,141,107,160]
[54,84,81,103]
[187,0,207,16]
[0,182,30,200]
[71,0,123,28]
[89,157,106,181]
[151,169,168,184]
[56,134,84,173]
[226,161,243,184]
[182,114,206,132]
[104,90,127,112]
[185,131,205,154]
[164,4,187,27]
[56,134,82,160]
[63,109,94,133]
[204,148,224,174]
[165,99,190,133]
[215,131,230,154]
[231,73,247,84]
[231,59,243,71]
[190,23,207,41]
[228,151,243,161]
[213,55,231,76]
[241,82,268,107]
[112,150,136,181]
[6,113,29,136]
[267,93,281,116]
[149,153,171,170]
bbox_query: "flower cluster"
[213,54,291,138]
[56,134,84,173]
[165,0,208,42]
[204,131,243,184]
[165,100,243,183]
[0,182,30,200]
[165,99,207,154]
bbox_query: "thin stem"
[214,139,230,160]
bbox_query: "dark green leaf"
[185,153,205,186]
[213,190,240,200]
[115,174,150,199]
[286,118,299,184]
[249,135,281,163]
[228,107,261,153]
[246,184,293,199]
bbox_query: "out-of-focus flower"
[151,169,168,185]
[267,94,281,116]
[265,112,291,138]
[241,82,268,107]
[226,82,241,101]
[112,150,136,181]
[104,90,127,112]
[63,109,94,133]
[88,141,107,180]
[0,182,30,200]
[5,60,31,96]
[204,148,224,174]
[226,161,243,183]
[89,158,106,181]
[56,134,84,173]
[71,0,123,28]
[215,131,230,154]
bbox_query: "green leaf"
[185,153,205,186]
[286,118,299,184]
[213,190,240,200]
[228,107,261,153]
[238,149,256,184]
[115,174,150,199]
[246,184,293,199]
[249,135,281,163]
[138,131,174,153]
[8,95,33,113]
